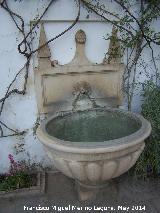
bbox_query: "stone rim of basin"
[36,107,151,153]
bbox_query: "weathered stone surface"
[35,27,151,202]
[37,106,151,201]
[35,27,125,114]
[102,160,117,180]
[38,24,51,58]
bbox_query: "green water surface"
[46,110,141,142]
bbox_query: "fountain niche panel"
[36,25,151,201]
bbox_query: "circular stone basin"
[37,107,151,198]
[46,109,141,142]
[38,107,152,152]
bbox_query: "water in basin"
[46,109,141,142]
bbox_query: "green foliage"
[0,172,32,191]
[134,80,160,178]
[142,81,160,139]
[0,154,35,192]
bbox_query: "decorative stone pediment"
[35,24,125,114]
[38,24,51,58]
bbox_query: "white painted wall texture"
[0,0,159,173]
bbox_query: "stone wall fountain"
[35,25,151,201]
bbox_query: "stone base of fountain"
[76,180,118,202]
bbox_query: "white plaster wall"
[0,0,159,173]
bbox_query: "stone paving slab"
[0,171,159,213]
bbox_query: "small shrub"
[134,81,160,178]
[0,154,36,191]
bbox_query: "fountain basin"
[37,108,151,189]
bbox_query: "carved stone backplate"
[35,25,125,114]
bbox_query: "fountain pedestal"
[76,180,118,202]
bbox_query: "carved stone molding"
[38,24,51,58]
[45,143,145,184]
[35,24,125,114]
[75,30,86,44]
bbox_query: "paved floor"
[0,171,160,213]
